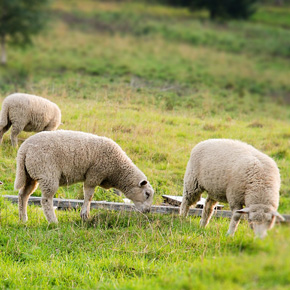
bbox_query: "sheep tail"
[14,150,27,190]
[0,103,9,128]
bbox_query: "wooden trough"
[3,195,290,223]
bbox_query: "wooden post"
[3,195,290,223]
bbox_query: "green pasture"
[0,0,289,289]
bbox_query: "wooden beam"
[162,195,224,210]
[3,195,290,222]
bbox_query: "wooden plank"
[162,195,224,210]
[3,195,290,222]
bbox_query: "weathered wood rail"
[3,195,290,223]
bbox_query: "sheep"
[14,130,154,224]
[180,139,285,238]
[0,93,61,147]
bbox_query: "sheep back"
[3,93,61,132]
[15,130,146,190]
[185,139,280,209]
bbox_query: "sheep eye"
[145,192,150,199]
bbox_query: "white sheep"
[180,139,284,238]
[14,130,154,223]
[0,93,61,147]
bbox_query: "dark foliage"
[0,0,50,64]
[160,0,258,19]
[0,0,50,45]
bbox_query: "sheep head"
[124,179,154,213]
[237,204,285,239]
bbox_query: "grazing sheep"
[15,130,154,223]
[180,139,284,238]
[0,93,61,147]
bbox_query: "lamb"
[0,93,61,147]
[180,139,284,238]
[14,130,154,223]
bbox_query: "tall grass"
[0,0,289,288]
[0,197,290,289]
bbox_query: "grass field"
[0,0,290,289]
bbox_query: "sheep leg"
[18,179,38,222]
[80,186,95,220]
[200,197,218,227]
[180,170,204,217]
[180,187,202,217]
[10,123,25,147]
[0,122,12,144]
[227,208,243,236]
[39,180,59,224]
[43,122,58,131]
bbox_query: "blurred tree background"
[156,0,258,19]
[0,0,50,65]
[0,0,289,100]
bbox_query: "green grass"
[54,2,290,58]
[1,198,290,290]
[252,5,290,27]
[1,97,289,204]
[0,0,290,289]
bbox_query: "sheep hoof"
[19,217,28,223]
[225,230,235,237]
[80,211,89,221]
[47,217,58,224]
[199,220,206,227]
[47,222,58,229]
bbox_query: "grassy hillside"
[0,0,290,289]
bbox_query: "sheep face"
[237,204,284,239]
[125,180,154,213]
[249,210,275,239]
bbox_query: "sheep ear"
[139,180,147,187]
[236,207,250,214]
[0,181,2,185]
[272,211,285,222]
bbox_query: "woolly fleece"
[15,130,154,223]
[0,93,61,146]
[180,139,283,238]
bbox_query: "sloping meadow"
[0,0,290,288]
